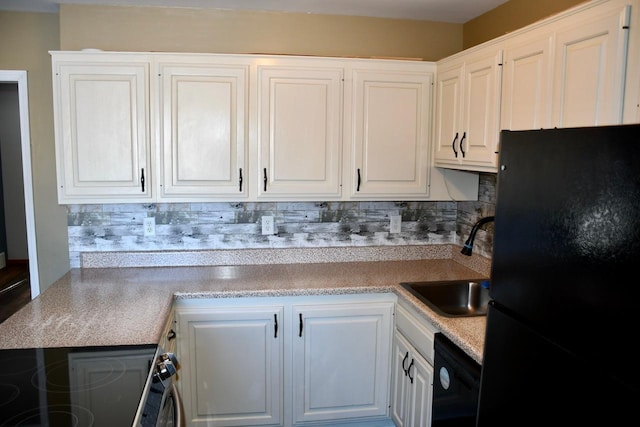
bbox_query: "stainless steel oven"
[134,346,184,427]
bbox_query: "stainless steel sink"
[400,279,490,317]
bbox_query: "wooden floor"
[0,261,31,324]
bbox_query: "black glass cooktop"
[0,344,157,427]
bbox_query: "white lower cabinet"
[175,294,396,427]
[176,304,284,427]
[291,301,393,424]
[390,303,437,427]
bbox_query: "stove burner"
[0,404,94,427]
[0,356,38,377]
[30,358,127,393]
[0,383,20,407]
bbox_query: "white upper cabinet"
[256,63,343,199]
[52,53,153,203]
[349,67,434,198]
[501,34,554,131]
[434,45,503,173]
[157,60,249,200]
[436,0,638,173]
[551,3,631,127]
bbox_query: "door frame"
[0,70,40,298]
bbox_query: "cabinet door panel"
[258,66,343,198]
[461,51,502,169]
[54,61,151,202]
[159,64,248,198]
[552,5,630,127]
[407,351,433,427]
[434,65,464,166]
[501,35,553,131]
[177,306,283,427]
[390,332,413,427]
[292,302,393,423]
[352,70,432,197]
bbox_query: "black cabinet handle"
[356,168,361,192]
[274,314,278,338]
[402,351,409,376]
[239,168,243,192]
[460,132,467,158]
[452,132,459,158]
[140,168,145,192]
[167,329,176,341]
[407,359,415,384]
[263,168,268,192]
[298,313,303,337]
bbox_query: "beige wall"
[463,0,588,49]
[0,11,69,292]
[60,5,462,61]
[0,0,595,293]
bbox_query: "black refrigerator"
[477,124,640,426]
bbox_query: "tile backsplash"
[67,173,496,268]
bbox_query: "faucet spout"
[461,216,495,256]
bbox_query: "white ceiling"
[0,0,510,23]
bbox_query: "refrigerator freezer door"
[490,124,640,385]
[477,303,635,426]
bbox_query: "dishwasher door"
[432,333,481,427]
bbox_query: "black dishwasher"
[432,333,481,427]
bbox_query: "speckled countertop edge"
[1,245,490,364]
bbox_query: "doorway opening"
[0,71,40,319]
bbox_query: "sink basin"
[400,279,490,317]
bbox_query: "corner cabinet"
[433,45,503,173]
[51,53,153,203]
[174,294,396,427]
[435,0,639,173]
[349,67,434,198]
[390,302,437,427]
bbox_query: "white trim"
[0,70,40,298]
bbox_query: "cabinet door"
[501,34,553,131]
[390,331,413,427]
[434,47,501,173]
[176,306,283,427]
[460,48,502,171]
[391,320,434,427]
[350,69,433,198]
[53,60,152,203]
[552,5,630,127]
[406,349,433,427]
[291,301,393,423]
[158,63,248,199]
[433,62,464,167]
[257,65,343,199]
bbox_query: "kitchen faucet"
[461,216,495,256]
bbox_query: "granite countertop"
[0,247,490,364]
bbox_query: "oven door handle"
[172,383,186,427]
